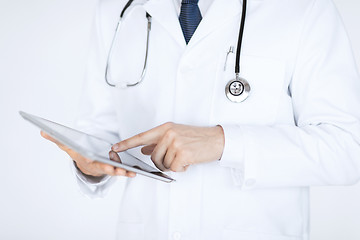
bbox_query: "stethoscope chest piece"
[225,76,250,103]
[223,0,249,103]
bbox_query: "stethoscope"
[105,0,151,88]
[105,0,250,103]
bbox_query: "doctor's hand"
[111,123,225,172]
[40,131,136,178]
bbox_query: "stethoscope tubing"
[105,4,152,88]
[235,0,247,77]
[105,0,247,88]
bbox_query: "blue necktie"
[179,0,202,44]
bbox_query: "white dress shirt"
[174,0,214,16]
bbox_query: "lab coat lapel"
[143,0,186,48]
[188,0,242,48]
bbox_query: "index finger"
[40,131,67,150]
[41,131,60,145]
[112,123,171,152]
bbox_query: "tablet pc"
[19,111,174,183]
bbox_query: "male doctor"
[43,0,360,239]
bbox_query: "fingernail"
[112,144,120,151]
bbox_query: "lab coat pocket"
[211,54,286,125]
[117,222,144,240]
[222,230,302,240]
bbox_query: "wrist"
[215,125,225,160]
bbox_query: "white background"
[0,0,359,239]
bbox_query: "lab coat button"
[245,179,256,187]
[173,231,181,240]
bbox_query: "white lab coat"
[75,0,360,239]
